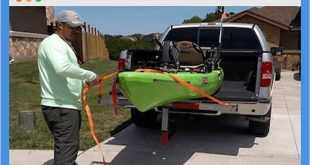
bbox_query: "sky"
[55,6,251,35]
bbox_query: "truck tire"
[249,106,271,137]
[274,57,281,81]
[275,71,281,81]
[131,108,157,128]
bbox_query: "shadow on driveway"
[106,115,256,165]
[42,159,53,165]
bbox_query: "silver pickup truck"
[117,23,282,137]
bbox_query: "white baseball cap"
[56,10,83,28]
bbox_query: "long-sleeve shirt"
[38,33,96,110]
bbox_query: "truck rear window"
[164,27,198,43]
[221,27,262,50]
[165,27,262,50]
[198,28,220,47]
[199,27,261,49]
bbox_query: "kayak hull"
[118,69,224,112]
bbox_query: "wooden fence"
[81,23,109,62]
[49,22,109,63]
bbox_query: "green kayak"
[118,69,224,112]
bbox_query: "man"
[37,10,100,165]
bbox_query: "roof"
[224,6,300,30]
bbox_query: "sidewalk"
[10,150,54,165]
[10,150,84,165]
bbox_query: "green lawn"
[10,59,130,150]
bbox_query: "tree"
[105,36,155,60]
[182,6,235,24]
[203,6,237,22]
[203,6,225,22]
[183,16,204,24]
[203,12,218,22]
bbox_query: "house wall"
[278,30,300,70]
[280,30,300,50]
[10,7,48,34]
[10,31,48,59]
[232,15,281,47]
[9,7,55,60]
[230,15,300,70]
[9,6,109,62]
[281,54,300,70]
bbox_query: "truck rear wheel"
[275,71,281,81]
[131,108,157,128]
[249,106,271,137]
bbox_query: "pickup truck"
[117,23,282,137]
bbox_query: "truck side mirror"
[271,47,283,56]
[154,33,160,40]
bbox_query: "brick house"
[224,6,300,70]
[9,7,109,62]
[9,6,55,60]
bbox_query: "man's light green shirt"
[38,34,96,110]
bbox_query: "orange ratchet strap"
[82,72,118,165]
[169,74,228,106]
[135,68,228,106]
[111,78,118,116]
[97,72,119,116]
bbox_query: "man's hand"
[86,75,102,87]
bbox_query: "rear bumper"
[118,96,271,116]
[187,101,271,116]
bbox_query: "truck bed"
[215,80,257,101]
[124,49,259,102]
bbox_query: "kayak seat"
[176,41,204,66]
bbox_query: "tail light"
[260,62,272,87]
[172,102,199,110]
[118,58,126,71]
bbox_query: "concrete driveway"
[10,71,300,165]
[77,71,300,165]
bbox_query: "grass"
[10,59,130,150]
